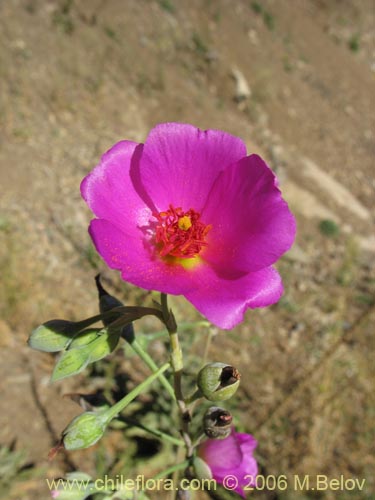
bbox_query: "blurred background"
[0,0,374,499]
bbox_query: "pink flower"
[198,429,258,497]
[81,123,296,329]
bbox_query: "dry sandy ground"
[0,1,374,499]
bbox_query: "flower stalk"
[161,293,194,459]
[105,362,170,421]
[122,324,176,401]
[151,460,190,481]
[119,417,184,447]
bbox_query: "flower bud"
[197,362,240,401]
[95,274,135,341]
[203,406,233,439]
[95,274,124,322]
[193,456,213,481]
[62,411,109,450]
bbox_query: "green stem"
[184,388,203,406]
[151,460,190,481]
[104,362,170,421]
[160,293,193,459]
[161,293,183,374]
[127,338,176,401]
[169,331,183,374]
[192,433,205,449]
[121,417,184,447]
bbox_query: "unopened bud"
[62,411,109,451]
[197,362,240,401]
[95,274,123,323]
[203,406,233,439]
[95,274,134,340]
[193,456,213,481]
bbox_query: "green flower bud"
[62,411,109,451]
[197,362,240,402]
[203,406,233,439]
[193,456,213,481]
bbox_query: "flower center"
[154,205,211,259]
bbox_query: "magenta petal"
[138,123,247,213]
[236,433,258,454]
[81,124,296,329]
[198,429,258,498]
[81,141,151,234]
[199,433,243,471]
[202,154,296,273]
[89,219,195,295]
[185,266,283,329]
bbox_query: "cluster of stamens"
[154,205,211,259]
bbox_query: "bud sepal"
[197,362,241,401]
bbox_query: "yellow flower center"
[178,215,192,231]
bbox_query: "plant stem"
[161,294,194,459]
[104,362,170,421]
[184,388,203,406]
[192,433,205,449]
[160,294,183,388]
[126,336,176,401]
[151,460,190,481]
[120,417,184,447]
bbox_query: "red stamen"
[154,205,211,259]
